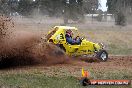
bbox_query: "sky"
[99,0,107,11]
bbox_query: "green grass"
[0,74,81,88]
[108,43,132,55]
[0,70,131,88]
[0,74,131,88]
[90,69,132,79]
[77,25,132,55]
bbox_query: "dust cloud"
[0,15,69,69]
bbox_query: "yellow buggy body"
[45,26,108,61]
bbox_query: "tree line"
[0,0,99,16]
[107,0,132,25]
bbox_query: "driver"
[65,29,81,45]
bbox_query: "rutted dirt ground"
[0,56,131,79]
[0,16,132,79]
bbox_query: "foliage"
[83,0,99,14]
[107,0,132,26]
[17,0,35,16]
[0,0,10,15]
[0,0,100,16]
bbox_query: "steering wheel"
[81,37,84,40]
[74,36,80,40]
[75,36,85,40]
[80,36,85,40]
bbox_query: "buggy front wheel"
[96,50,108,62]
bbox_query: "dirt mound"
[0,16,69,69]
[31,42,69,64]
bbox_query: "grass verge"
[0,69,131,88]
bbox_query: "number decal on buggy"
[60,33,64,39]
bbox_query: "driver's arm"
[66,34,75,44]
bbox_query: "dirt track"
[0,16,132,75]
[85,56,132,71]
[0,56,131,79]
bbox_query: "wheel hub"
[101,52,107,60]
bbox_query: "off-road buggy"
[45,26,108,61]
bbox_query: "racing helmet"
[66,29,73,37]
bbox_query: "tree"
[17,0,34,16]
[63,0,100,24]
[107,0,132,26]
[0,0,100,19]
[96,9,103,22]
[83,0,99,14]
[0,0,10,15]
[0,0,19,15]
